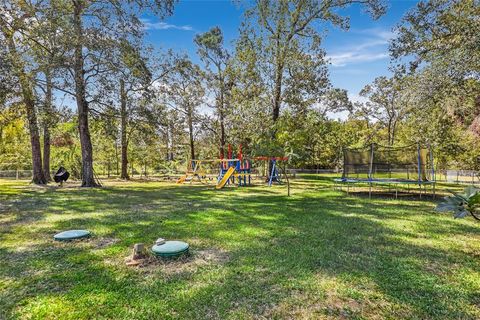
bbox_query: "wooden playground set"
[176,145,289,189]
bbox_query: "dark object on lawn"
[54,229,91,241]
[54,166,70,183]
[152,240,189,258]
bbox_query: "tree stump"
[132,243,145,260]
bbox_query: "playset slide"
[176,175,187,184]
[216,167,235,189]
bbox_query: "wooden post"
[282,163,290,197]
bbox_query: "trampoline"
[334,143,436,198]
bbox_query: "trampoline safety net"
[342,144,434,182]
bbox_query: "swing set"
[254,156,289,186]
[176,145,289,189]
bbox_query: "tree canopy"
[1,0,479,182]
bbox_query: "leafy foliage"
[1,0,480,178]
[436,186,480,220]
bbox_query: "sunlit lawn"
[0,176,479,319]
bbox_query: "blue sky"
[142,0,419,105]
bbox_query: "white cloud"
[141,19,193,31]
[353,39,389,51]
[333,68,369,75]
[328,52,389,67]
[326,28,393,67]
[348,93,368,105]
[354,27,395,40]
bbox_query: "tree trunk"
[73,2,98,187]
[391,119,397,146]
[219,107,226,158]
[43,123,51,181]
[218,76,226,158]
[387,118,393,146]
[272,64,284,123]
[43,70,53,181]
[25,90,46,185]
[120,78,129,179]
[187,104,195,160]
[269,60,284,174]
[165,121,170,160]
[114,140,119,175]
[169,120,175,160]
[2,25,46,184]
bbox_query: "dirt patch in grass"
[126,248,230,276]
[91,237,120,249]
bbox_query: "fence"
[0,170,35,179]
[0,169,188,181]
[436,170,480,184]
[3,168,480,185]
[287,168,340,174]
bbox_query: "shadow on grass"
[0,181,479,319]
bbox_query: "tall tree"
[358,76,410,146]
[194,27,232,158]
[391,0,480,134]
[0,3,46,184]
[239,0,385,130]
[31,4,66,181]
[41,65,54,181]
[58,0,176,186]
[160,58,205,160]
[391,0,479,77]
[114,43,173,180]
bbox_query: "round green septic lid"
[54,230,91,241]
[152,241,189,257]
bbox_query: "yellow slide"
[216,167,235,189]
[176,175,187,184]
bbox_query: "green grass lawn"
[1,176,479,319]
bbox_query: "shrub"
[436,186,480,221]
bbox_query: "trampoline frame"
[335,143,436,199]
